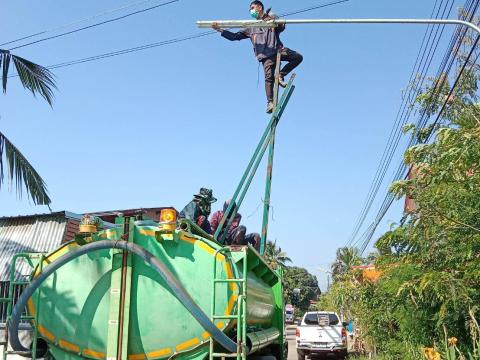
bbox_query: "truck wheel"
[297,351,306,360]
[269,343,286,360]
[249,356,277,360]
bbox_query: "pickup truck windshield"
[304,313,339,326]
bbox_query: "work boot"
[266,101,274,114]
[278,75,287,88]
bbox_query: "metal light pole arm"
[197,18,480,36]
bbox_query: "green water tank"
[28,222,282,360]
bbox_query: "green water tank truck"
[7,211,288,360]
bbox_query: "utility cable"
[278,0,350,18]
[351,0,477,248]
[0,0,166,47]
[349,0,480,252]
[347,0,451,245]
[7,0,179,51]
[346,0,453,246]
[357,25,480,254]
[7,0,349,76]
[45,31,216,70]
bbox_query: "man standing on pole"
[212,1,303,113]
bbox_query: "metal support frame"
[106,217,133,360]
[210,247,248,360]
[213,76,296,245]
[260,51,282,255]
[1,253,43,360]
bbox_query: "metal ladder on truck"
[209,51,296,360]
[0,253,44,360]
[210,247,248,360]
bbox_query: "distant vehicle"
[285,304,294,324]
[296,311,347,360]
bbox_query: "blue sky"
[1,0,457,290]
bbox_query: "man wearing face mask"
[212,1,303,114]
[179,188,217,234]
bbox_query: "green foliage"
[283,266,321,315]
[262,240,319,316]
[331,246,363,281]
[0,50,56,105]
[320,19,480,359]
[0,132,51,205]
[263,240,291,269]
[0,50,56,205]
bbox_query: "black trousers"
[262,48,303,102]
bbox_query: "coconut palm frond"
[264,240,292,268]
[0,49,56,106]
[0,131,51,205]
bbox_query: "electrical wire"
[347,0,452,246]
[354,0,478,249]
[7,0,179,51]
[349,0,480,253]
[7,0,349,76]
[356,24,480,254]
[278,0,350,18]
[0,0,167,47]
[44,31,216,70]
[346,0,454,246]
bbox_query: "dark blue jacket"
[221,14,285,61]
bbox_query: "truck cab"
[296,311,347,359]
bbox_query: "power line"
[349,0,480,254]
[279,0,350,18]
[0,0,165,47]
[352,0,477,251]
[44,31,216,70]
[7,0,179,51]
[7,0,349,76]
[347,0,452,245]
[425,35,480,142]
[346,0,454,246]
[357,19,480,254]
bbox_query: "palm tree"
[264,240,292,269]
[0,49,56,206]
[331,247,362,280]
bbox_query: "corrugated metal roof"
[0,214,69,280]
[0,211,81,221]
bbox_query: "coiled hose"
[9,240,237,356]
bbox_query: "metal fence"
[0,281,29,325]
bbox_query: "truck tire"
[269,343,286,360]
[297,351,306,360]
[249,356,277,360]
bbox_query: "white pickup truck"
[296,311,347,359]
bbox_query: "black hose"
[9,240,237,356]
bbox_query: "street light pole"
[197,18,480,37]
[197,17,480,254]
